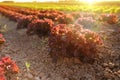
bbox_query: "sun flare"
[80,0,96,5]
[0,0,120,3]
[85,0,94,3]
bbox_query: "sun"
[85,0,95,4]
[79,0,96,5]
[86,0,94,3]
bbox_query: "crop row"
[0,5,118,64]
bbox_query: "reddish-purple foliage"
[49,24,102,63]
[55,14,74,24]
[100,14,118,24]
[0,34,6,44]
[75,17,96,29]
[17,15,38,29]
[0,57,19,80]
[27,18,54,36]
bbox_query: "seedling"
[0,25,8,33]
[103,35,107,41]
[25,61,31,72]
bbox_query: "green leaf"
[25,62,30,71]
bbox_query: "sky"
[0,0,120,2]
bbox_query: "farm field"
[1,2,120,13]
[0,1,120,80]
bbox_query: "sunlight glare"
[0,0,119,2]
[82,0,95,5]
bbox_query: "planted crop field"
[0,1,120,80]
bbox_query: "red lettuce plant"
[0,7,24,22]
[100,14,118,24]
[49,24,102,63]
[26,18,54,36]
[37,10,74,25]
[74,17,96,30]
[0,34,5,44]
[0,57,19,80]
[37,10,64,21]
[55,14,74,24]
[17,15,38,29]
[38,13,59,21]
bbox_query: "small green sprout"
[25,61,31,72]
[0,24,8,33]
[103,36,107,40]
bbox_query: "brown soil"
[0,14,120,80]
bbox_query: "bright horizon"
[0,0,120,2]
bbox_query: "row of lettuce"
[0,5,119,64]
[0,6,19,80]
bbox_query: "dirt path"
[0,14,120,80]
